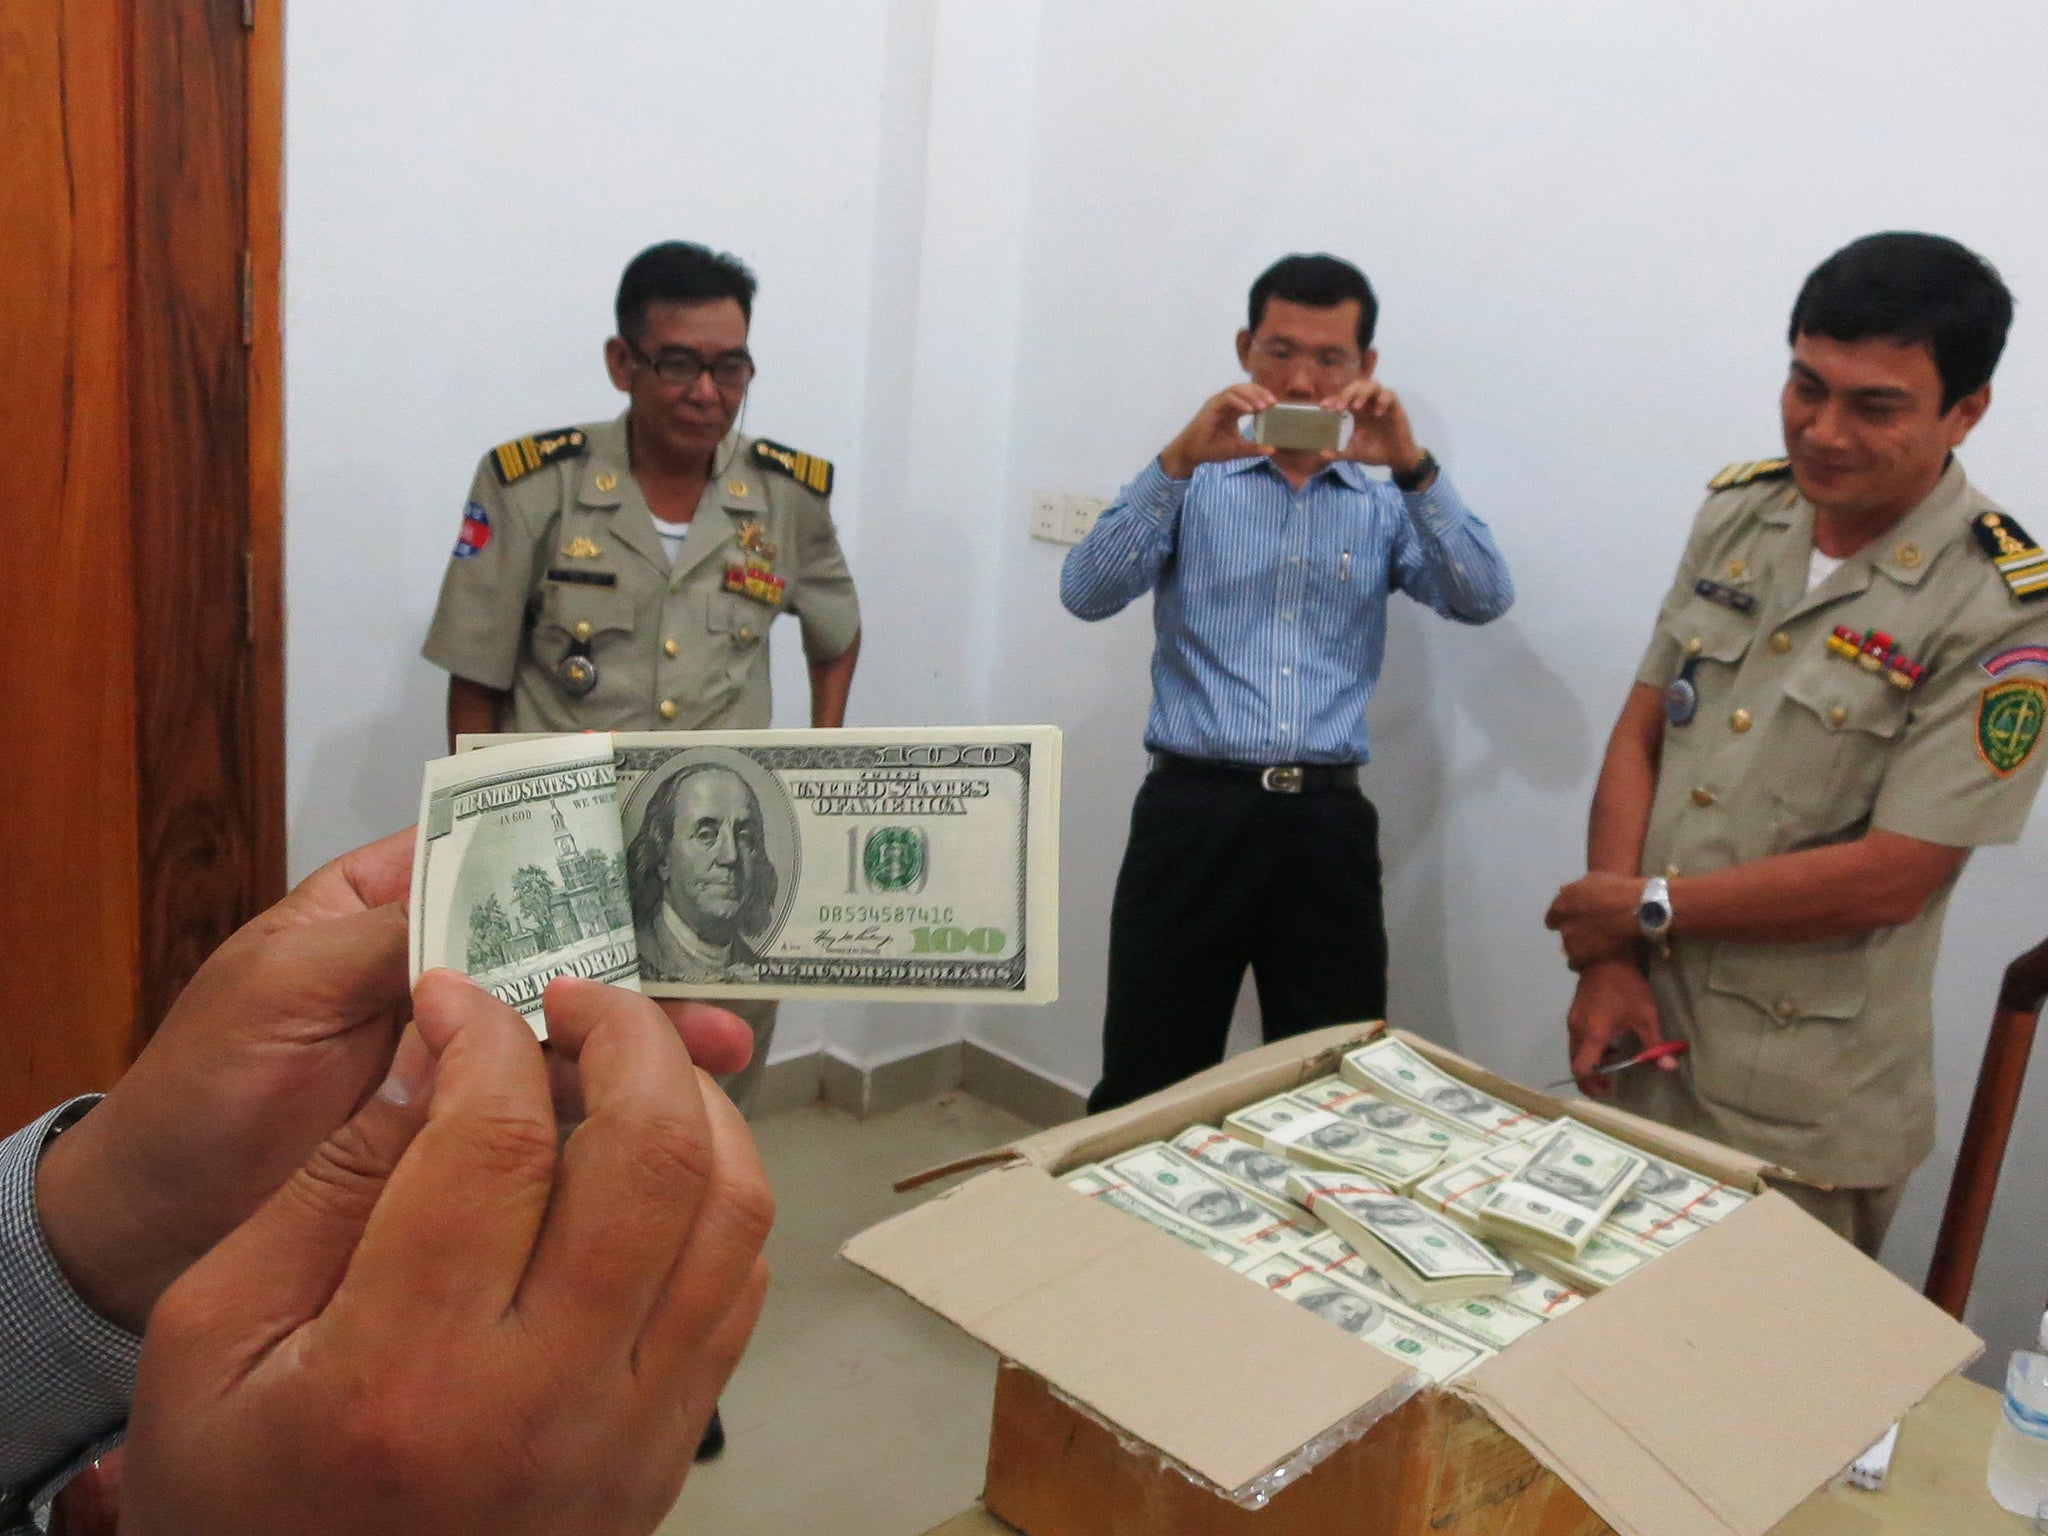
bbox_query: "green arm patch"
[492,427,588,485]
[751,438,834,497]
[1706,458,1792,491]
[1971,511,2048,604]
[1978,678,2047,776]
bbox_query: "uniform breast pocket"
[534,585,636,660]
[1654,599,1755,736]
[708,591,772,646]
[1771,654,1909,828]
[1700,937,1869,1126]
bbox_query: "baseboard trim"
[749,1039,1084,1129]
[962,1040,1087,1127]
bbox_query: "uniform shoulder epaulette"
[491,426,588,486]
[751,437,834,497]
[1971,510,2048,603]
[1706,458,1793,492]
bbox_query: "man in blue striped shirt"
[1062,254,1515,1112]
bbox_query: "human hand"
[1159,383,1276,479]
[1544,870,1647,971]
[35,828,754,1332]
[1318,377,1424,478]
[1564,959,1673,1099]
[120,971,772,1536]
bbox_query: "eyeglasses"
[1247,339,1363,373]
[627,342,756,390]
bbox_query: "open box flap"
[843,1159,1417,1494]
[1454,1192,1981,1536]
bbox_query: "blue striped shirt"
[1061,455,1513,764]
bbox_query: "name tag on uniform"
[546,568,618,587]
[1693,578,1756,614]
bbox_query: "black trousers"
[1086,770,1389,1114]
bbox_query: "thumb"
[162,1028,436,1361]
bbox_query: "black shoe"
[695,1407,726,1463]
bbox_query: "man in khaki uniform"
[1546,233,2048,1257]
[424,239,860,1461]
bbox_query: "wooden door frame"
[248,0,287,910]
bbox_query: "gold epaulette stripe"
[1708,458,1791,491]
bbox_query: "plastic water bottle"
[1987,1311,2048,1518]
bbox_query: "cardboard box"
[842,1023,1983,1536]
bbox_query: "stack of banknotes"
[1059,1035,1754,1383]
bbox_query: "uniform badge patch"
[1977,678,2047,777]
[453,501,492,558]
[1982,645,2048,679]
[1707,458,1793,491]
[491,427,588,486]
[1971,511,2048,603]
[751,438,834,496]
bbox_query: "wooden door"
[0,0,284,1131]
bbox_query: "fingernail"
[377,1029,434,1108]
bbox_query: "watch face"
[1640,900,1673,931]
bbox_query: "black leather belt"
[1150,751,1360,795]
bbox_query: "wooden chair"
[1924,934,2048,1319]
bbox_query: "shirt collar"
[1216,453,1364,490]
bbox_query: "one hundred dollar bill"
[1292,1076,1492,1164]
[1510,1228,1660,1292]
[1411,1143,1536,1227]
[1559,1119,1752,1226]
[1603,1191,1705,1250]
[1339,1038,1547,1141]
[1237,1250,1491,1383]
[1502,1259,1587,1319]
[1169,1126,1309,1217]
[1285,1170,1514,1304]
[1062,1166,1254,1269]
[410,735,644,1029]
[1223,1092,1446,1188]
[1475,1119,1647,1259]
[1297,1230,1548,1352]
[428,726,1060,1006]
[1100,1144,1312,1254]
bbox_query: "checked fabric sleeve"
[0,1100,139,1534]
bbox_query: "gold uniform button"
[1730,708,1753,733]
[1773,999,1796,1020]
[1727,560,1747,580]
[1683,636,1704,657]
[738,625,754,642]
[1691,786,1716,807]
[663,637,680,657]
[1770,632,1792,654]
[659,699,679,721]
[1828,705,1848,727]
[571,620,593,642]
[1895,542,1922,569]
[1663,864,1681,880]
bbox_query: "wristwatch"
[1636,876,1674,942]
[1392,449,1439,492]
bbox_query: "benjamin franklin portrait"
[627,762,781,983]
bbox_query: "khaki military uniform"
[423,413,860,734]
[1615,457,2048,1204]
[423,413,861,1111]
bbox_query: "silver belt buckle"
[1260,764,1304,794]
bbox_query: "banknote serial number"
[816,904,958,926]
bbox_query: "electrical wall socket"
[1029,492,1066,543]
[1064,495,1106,543]
[1029,491,1108,546]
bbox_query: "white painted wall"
[285,0,907,1060]
[288,0,2048,1369]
